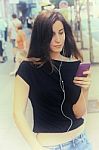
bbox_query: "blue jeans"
[43,132,92,150]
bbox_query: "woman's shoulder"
[19,60,33,70]
[16,60,34,78]
[20,60,30,65]
[16,60,32,85]
[20,60,40,70]
[52,55,81,63]
[69,55,82,62]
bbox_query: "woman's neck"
[50,52,79,62]
[50,52,63,60]
[50,52,68,61]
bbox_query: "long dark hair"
[27,10,83,64]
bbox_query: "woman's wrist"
[81,88,89,103]
[31,134,42,149]
[81,87,89,93]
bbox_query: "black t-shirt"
[16,60,84,133]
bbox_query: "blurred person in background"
[8,13,21,63]
[27,17,33,29]
[10,23,28,75]
[0,16,7,63]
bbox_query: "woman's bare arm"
[13,75,47,150]
[72,70,91,118]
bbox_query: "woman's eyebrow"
[59,28,64,32]
[53,28,64,33]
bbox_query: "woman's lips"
[54,45,62,48]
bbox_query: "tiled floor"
[0,43,99,150]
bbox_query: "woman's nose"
[55,35,60,42]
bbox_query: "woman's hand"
[32,139,49,150]
[32,143,48,150]
[33,145,48,150]
[73,70,91,90]
[34,145,48,150]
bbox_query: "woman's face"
[50,20,65,53]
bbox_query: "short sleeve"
[15,61,31,86]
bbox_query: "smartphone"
[76,63,91,77]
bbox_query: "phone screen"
[76,63,91,77]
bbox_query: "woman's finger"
[74,84,90,89]
[73,77,91,83]
[83,70,91,77]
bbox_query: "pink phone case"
[76,63,91,77]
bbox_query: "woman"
[13,10,92,150]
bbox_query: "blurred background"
[0,0,99,150]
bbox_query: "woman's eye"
[59,32,64,35]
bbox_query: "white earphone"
[53,61,73,132]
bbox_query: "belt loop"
[72,139,76,147]
[59,144,62,150]
[81,132,85,142]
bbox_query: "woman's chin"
[51,48,63,53]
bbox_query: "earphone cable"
[53,61,73,132]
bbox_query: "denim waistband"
[43,132,92,150]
